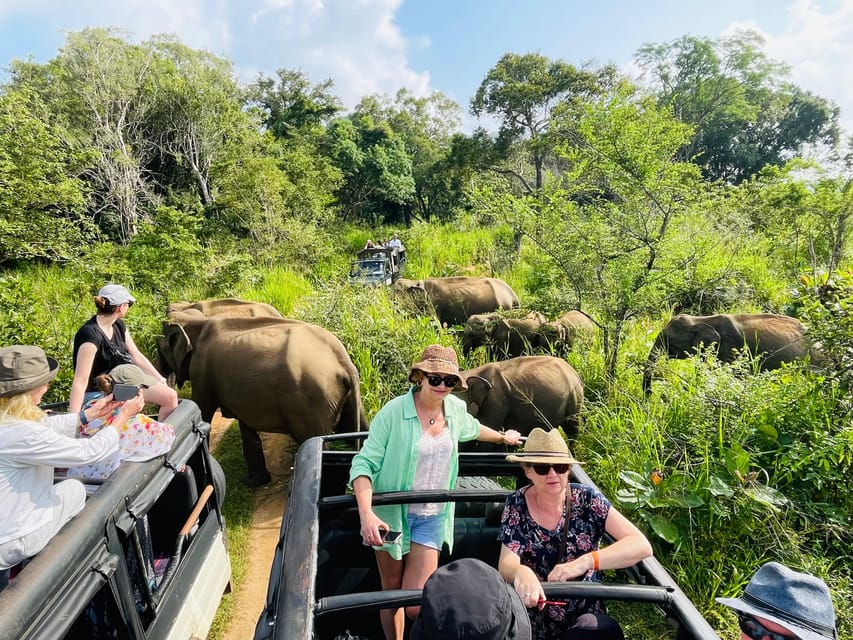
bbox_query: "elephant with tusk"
[157,313,366,486]
[642,312,819,394]
[453,356,584,438]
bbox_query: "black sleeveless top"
[73,316,134,390]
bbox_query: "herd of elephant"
[157,277,820,485]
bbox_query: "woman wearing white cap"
[69,284,177,421]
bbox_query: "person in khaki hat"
[498,428,653,640]
[69,283,177,421]
[350,344,522,640]
[0,345,144,571]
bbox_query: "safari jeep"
[255,433,721,640]
[349,246,406,286]
[0,399,230,640]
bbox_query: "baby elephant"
[454,356,584,437]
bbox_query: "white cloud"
[724,0,853,135]
[0,0,432,111]
[240,0,431,109]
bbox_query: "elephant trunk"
[642,333,666,395]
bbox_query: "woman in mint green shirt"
[350,344,521,640]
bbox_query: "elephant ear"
[691,323,721,352]
[158,322,193,386]
[464,375,493,417]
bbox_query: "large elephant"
[642,313,816,393]
[157,315,366,486]
[454,356,584,437]
[462,311,547,358]
[166,298,281,318]
[536,310,596,356]
[394,276,520,326]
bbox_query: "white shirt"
[409,429,453,515]
[0,413,119,544]
[388,238,402,248]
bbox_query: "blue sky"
[1,0,851,134]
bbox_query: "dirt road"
[209,414,294,639]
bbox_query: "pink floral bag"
[68,413,175,480]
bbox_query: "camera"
[112,383,142,402]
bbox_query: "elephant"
[536,310,596,356]
[166,298,281,318]
[454,356,584,438]
[394,276,520,327]
[489,311,548,359]
[461,310,547,358]
[642,313,817,393]
[157,315,366,486]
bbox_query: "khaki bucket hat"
[0,345,59,398]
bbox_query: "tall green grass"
[2,222,850,639]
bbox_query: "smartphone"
[112,383,142,402]
[381,530,402,543]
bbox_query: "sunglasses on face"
[738,615,797,640]
[531,463,571,475]
[425,374,459,388]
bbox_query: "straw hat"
[505,428,582,465]
[408,344,467,390]
[0,345,59,398]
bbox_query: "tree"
[145,35,247,208]
[471,52,615,193]
[636,30,840,184]
[353,89,463,221]
[18,28,160,243]
[0,87,93,264]
[322,114,415,223]
[476,84,719,380]
[247,68,342,139]
[737,161,853,277]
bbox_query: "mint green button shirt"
[349,388,481,560]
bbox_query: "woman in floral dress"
[498,428,653,639]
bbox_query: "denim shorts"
[407,512,444,550]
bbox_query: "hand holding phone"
[380,529,402,543]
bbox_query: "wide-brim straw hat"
[506,427,582,465]
[408,344,467,390]
[0,345,59,398]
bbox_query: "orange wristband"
[591,550,600,571]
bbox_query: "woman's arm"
[352,475,389,546]
[476,425,522,445]
[69,342,98,413]
[124,330,167,384]
[499,544,544,608]
[549,507,653,581]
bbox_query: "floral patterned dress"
[498,483,611,640]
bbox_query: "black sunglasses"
[738,615,796,640]
[425,374,459,388]
[531,463,571,475]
